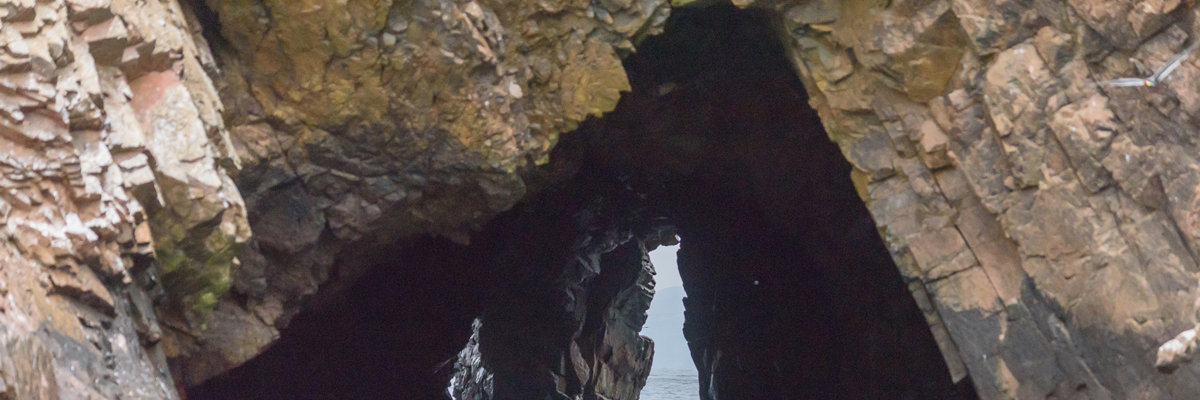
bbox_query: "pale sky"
[644,244,695,371]
[649,245,682,288]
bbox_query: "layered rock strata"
[0,0,246,398]
[781,0,1200,397]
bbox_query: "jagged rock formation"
[0,0,246,398]
[443,176,663,400]
[8,0,1200,399]
[786,1,1200,398]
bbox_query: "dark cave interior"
[190,6,977,400]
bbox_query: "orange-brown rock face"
[0,0,248,398]
[784,0,1200,398]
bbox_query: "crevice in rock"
[190,5,978,400]
[181,0,231,60]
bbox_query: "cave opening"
[190,5,978,400]
[640,244,698,396]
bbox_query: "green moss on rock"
[151,208,244,314]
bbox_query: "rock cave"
[190,7,973,400]
[9,0,1200,399]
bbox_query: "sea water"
[640,368,699,400]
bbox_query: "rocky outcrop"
[0,0,246,398]
[171,0,671,384]
[437,1,1200,397]
[445,179,662,399]
[780,0,1200,398]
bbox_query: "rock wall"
[776,0,1200,398]
[445,178,662,399]
[0,0,247,398]
[171,0,671,385]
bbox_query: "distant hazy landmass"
[643,246,699,398]
[642,285,694,371]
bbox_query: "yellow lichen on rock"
[560,40,631,123]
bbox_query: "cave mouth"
[190,5,978,400]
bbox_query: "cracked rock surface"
[782,0,1200,398]
[0,0,247,398]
